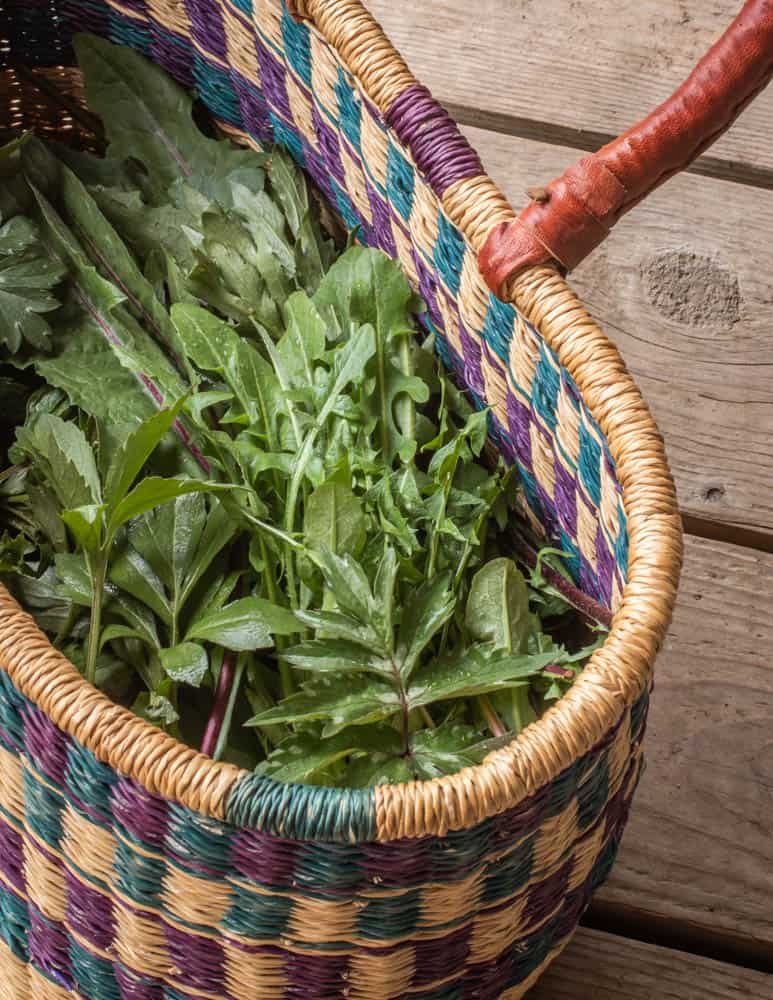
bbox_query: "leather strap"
[480,0,773,295]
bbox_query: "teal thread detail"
[230,0,253,13]
[194,56,241,126]
[65,741,117,822]
[331,180,360,230]
[386,143,414,222]
[270,111,305,164]
[532,342,560,431]
[166,804,232,875]
[481,293,513,364]
[223,883,294,937]
[480,834,534,903]
[615,499,629,574]
[0,882,28,961]
[225,774,376,842]
[108,12,151,55]
[578,421,602,506]
[576,754,610,830]
[70,937,120,1000]
[357,891,422,939]
[433,212,465,295]
[23,766,63,849]
[281,7,312,87]
[336,68,362,150]
[0,671,24,749]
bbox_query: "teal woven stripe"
[225,773,376,842]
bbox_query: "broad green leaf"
[345,754,415,787]
[293,609,381,649]
[61,503,106,551]
[0,215,65,353]
[13,567,74,634]
[396,573,456,681]
[409,722,499,780]
[74,34,258,196]
[304,481,366,558]
[15,413,101,509]
[159,642,209,686]
[104,398,189,507]
[108,594,161,649]
[277,291,327,385]
[466,558,531,653]
[310,549,373,624]
[409,648,555,707]
[246,674,400,736]
[281,638,390,676]
[108,477,229,534]
[54,552,93,607]
[373,544,399,638]
[100,624,150,650]
[187,596,299,651]
[258,724,402,784]
[110,546,172,625]
[179,499,238,606]
[133,690,179,727]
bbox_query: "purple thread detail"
[29,907,73,992]
[284,951,349,999]
[595,528,615,606]
[61,0,110,35]
[578,553,601,603]
[184,0,228,60]
[231,829,301,885]
[65,869,115,952]
[232,73,275,145]
[311,106,345,185]
[256,41,291,120]
[505,391,533,470]
[386,84,483,196]
[412,251,444,329]
[114,964,165,1000]
[536,482,559,541]
[22,706,68,784]
[165,924,225,993]
[116,0,146,11]
[523,857,574,929]
[0,817,24,891]
[111,779,169,850]
[553,460,578,537]
[459,324,484,399]
[149,26,196,89]
[412,924,471,987]
[366,180,396,256]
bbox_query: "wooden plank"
[457,125,773,534]
[365,0,773,184]
[590,533,773,964]
[528,928,773,999]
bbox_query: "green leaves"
[409,648,555,706]
[466,558,531,653]
[15,414,101,510]
[304,482,366,558]
[187,596,300,651]
[0,215,66,353]
[159,642,208,685]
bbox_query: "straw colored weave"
[0,0,683,996]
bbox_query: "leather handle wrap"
[480,0,773,295]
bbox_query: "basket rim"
[0,0,683,842]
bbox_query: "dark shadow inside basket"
[0,1,629,619]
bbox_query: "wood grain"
[364,0,773,183]
[528,928,773,999]
[458,125,773,533]
[591,534,773,964]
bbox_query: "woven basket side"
[0,662,648,998]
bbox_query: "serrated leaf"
[159,642,209,686]
[396,572,456,681]
[187,595,299,651]
[0,215,65,353]
[409,648,555,707]
[310,549,374,624]
[466,557,531,653]
[108,476,229,534]
[15,413,101,509]
[246,674,400,735]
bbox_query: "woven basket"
[1,1,769,997]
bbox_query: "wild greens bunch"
[0,35,601,784]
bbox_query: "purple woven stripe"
[23,705,68,784]
[111,778,169,849]
[231,828,302,885]
[459,323,484,399]
[412,924,471,987]
[366,179,396,256]
[506,391,533,469]
[312,106,345,185]
[386,84,483,196]
[285,951,349,999]
[149,24,196,89]
[595,527,615,605]
[29,907,73,992]
[185,0,228,60]
[114,965,165,1000]
[166,924,225,993]
[62,0,110,34]
[256,40,291,121]
[117,0,146,11]
[65,869,115,952]
[0,815,24,891]
[523,857,573,928]
[553,459,578,537]
[232,73,275,145]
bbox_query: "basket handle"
[479,0,773,296]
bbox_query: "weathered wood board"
[365,0,773,185]
[528,927,773,999]
[456,126,773,534]
[593,534,773,964]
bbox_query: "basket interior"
[0,0,629,610]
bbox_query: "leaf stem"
[479,695,505,738]
[201,649,236,757]
[85,553,108,685]
[419,705,436,730]
[212,655,246,762]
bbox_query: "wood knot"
[639,248,741,328]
